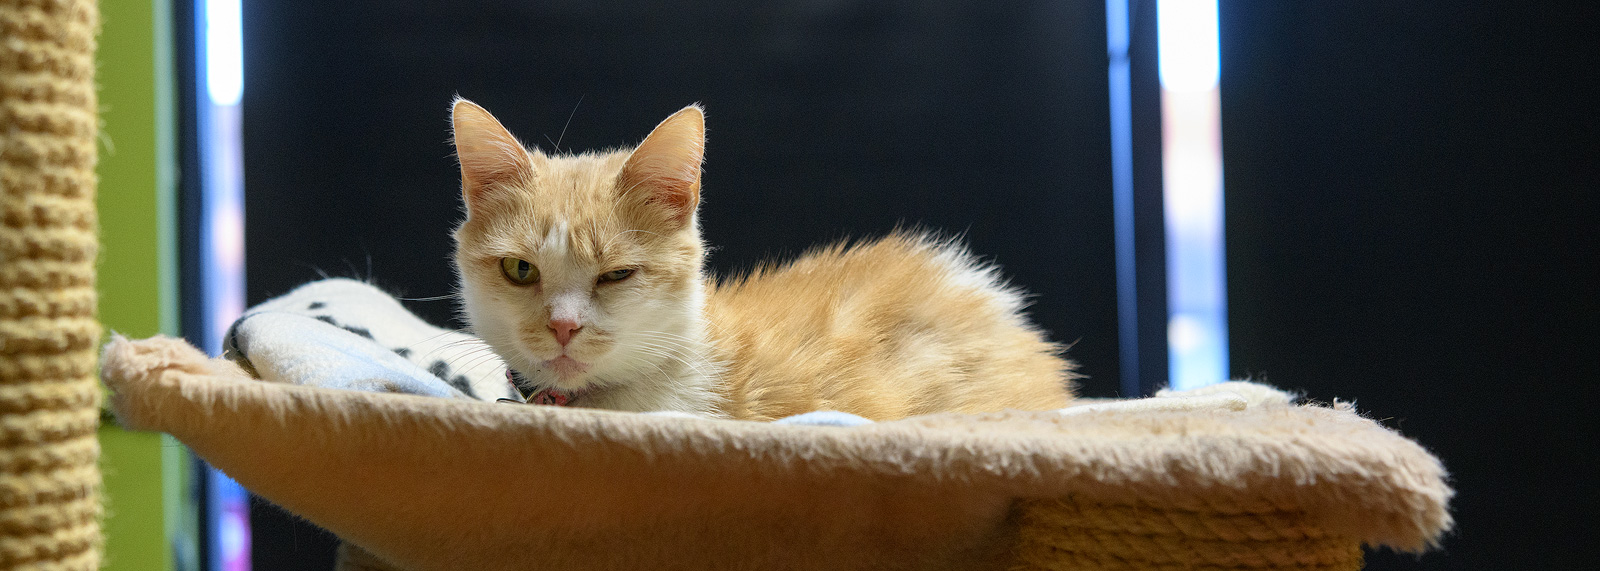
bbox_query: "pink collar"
[527,386,584,406]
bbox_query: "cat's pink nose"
[548,318,582,346]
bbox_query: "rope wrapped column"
[0,0,103,568]
[1014,497,1364,570]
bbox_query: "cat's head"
[449,98,708,396]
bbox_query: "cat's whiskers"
[603,356,676,391]
[552,95,583,153]
[452,348,506,375]
[435,355,497,383]
[427,336,492,353]
[634,328,723,353]
[628,341,714,382]
[400,329,467,348]
[414,339,484,356]
[436,351,503,398]
[630,337,708,362]
[633,329,702,344]
[406,339,493,366]
[437,346,500,374]
[398,328,480,352]
[396,293,462,302]
[601,208,622,247]
[627,351,703,383]
[468,365,517,400]
[454,357,511,397]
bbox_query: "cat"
[450,98,1074,420]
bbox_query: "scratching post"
[0,0,103,568]
[1015,499,1363,570]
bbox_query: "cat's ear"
[618,105,705,227]
[452,98,533,211]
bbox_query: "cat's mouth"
[543,355,590,380]
[505,355,595,391]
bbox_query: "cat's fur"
[451,98,1074,420]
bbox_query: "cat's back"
[706,232,1074,420]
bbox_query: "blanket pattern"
[222,279,518,401]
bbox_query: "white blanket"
[223,278,519,401]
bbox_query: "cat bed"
[97,280,1452,570]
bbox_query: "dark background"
[236,0,1594,568]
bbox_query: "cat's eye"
[598,268,635,283]
[500,258,540,285]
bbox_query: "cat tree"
[0,0,103,567]
[100,333,1452,571]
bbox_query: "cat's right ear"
[452,98,532,212]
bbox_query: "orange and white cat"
[451,99,1074,420]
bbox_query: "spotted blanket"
[222,278,519,401]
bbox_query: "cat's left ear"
[619,105,705,228]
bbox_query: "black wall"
[238,0,1594,568]
[242,1,1116,567]
[1221,1,1596,568]
[241,0,1118,387]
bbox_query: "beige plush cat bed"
[99,333,1451,570]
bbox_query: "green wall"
[96,0,196,569]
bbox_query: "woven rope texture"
[1014,498,1363,570]
[0,0,103,568]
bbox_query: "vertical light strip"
[1105,1,1141,396]
[198,0,252,569]
[204,0,243,106]
[1158,0,1228,390]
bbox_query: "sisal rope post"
[1013,497,1363,570]
[0,0,103,568]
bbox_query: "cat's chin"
[543,355,591,386]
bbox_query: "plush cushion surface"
[100,332,1451,571]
